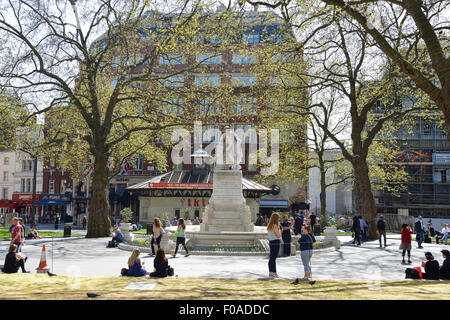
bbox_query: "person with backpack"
[414,216,425,249]
[172,218,190,257]
[150,248,169,278]
[351,216,361,246]
[127,248,150,277]
[151,217,165,256]
[400,224,413,264]
[294,212,304,236]
[376,215,387,248]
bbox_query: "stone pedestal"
[323,226,340,249]
[200,169,254,233]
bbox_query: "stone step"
[209,218,246,225]
[208,212,245,220]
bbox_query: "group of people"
[121,216,190,277]
[265,212,316,281]
[1,217,32,274]
[351,215,370,246]
[406,250,450,280]
[415,217,449,246]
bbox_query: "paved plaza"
[1,234,448,280]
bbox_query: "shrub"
[120,208,133,223]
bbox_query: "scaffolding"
[375,116,450,218]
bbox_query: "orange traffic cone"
[36,244,50,274]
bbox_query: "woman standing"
[296,226,316,281]
[400,223,413,264]
[267,213,281,278]
[127,248,149,277]
[172,218,190,257]
[150,248,169,278]
[151,217,164,256]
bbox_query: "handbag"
[167,265,174,277]
[173,231,179,237]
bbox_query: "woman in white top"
[151,217,165,256]
[267,212,281,278]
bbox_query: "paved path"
[1,235,448,280]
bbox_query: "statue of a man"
[216,125,243,169]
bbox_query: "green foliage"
[160,212,170,226]
[120,208,133,223]
[183,208,191,221]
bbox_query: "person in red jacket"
[400,224,413,264]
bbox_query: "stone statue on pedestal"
[201,125,254,233]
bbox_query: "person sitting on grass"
[421,252,440,280]
[127,248,149,277]
[150,248,169,278]
[1,244,29,273]
[26,225,42,239]
[440,249,450,280]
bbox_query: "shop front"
[35,193,73,223]
[11,194,41,223]
[127,169,272,224]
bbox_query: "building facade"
[375,113,450,218]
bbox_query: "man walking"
[294,211,304,236]
[280,215,292,257]
[10,217,23,252]
[415,216,425,249]
[376,215,387,248]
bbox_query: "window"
[196,54,221,65]
[441,170,447,183]
[195,76,220,87]
[423,122,433,136]
[233,98,257,115]
[231,76,256,87]
[3,171,8,182]
[243,33,260,44]
[232,53,256,64]
[271,53,296,63]
[268,34,282,43]
[22,160,33,172]
[134,155,143,171]
[199,99,220,116]
[3,157,9,165]
[160,98,183,116]
[49,180,55,194]
[163,76,184,87]
[20,179,26,193]
[26,178,31,193]
[160,54,184,65]
[1,188,8,200]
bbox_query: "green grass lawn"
[0,228,82,240]
[0,274,448,300]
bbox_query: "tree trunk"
[319,168,327,229]
[31,157,37,224]
[353,159,378,240]
[86,152,111,238]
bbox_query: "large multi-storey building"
[43,8,308,224]
[375,113,450,218]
